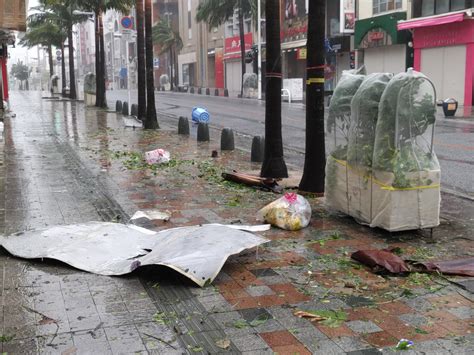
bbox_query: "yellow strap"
[328,155,439,191]
[306,78,325,85]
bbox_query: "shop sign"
[224,33,253,60]
[369,31,384,41]
[360,28,392,49]
[297,47,307,60]
[340,0,355,34]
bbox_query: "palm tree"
[152,18,183,91]
[144,0,158,129]
[136,0,146,120]
[299,0,326,193]
[81,0,134,108]
[19,21,64,81]
[196,0,257,97]
[260,0,287,178]
[37,0,88,99]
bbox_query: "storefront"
[355,12,411,74]
[223,33,252,95]
[1,0,27,105]
[398,11,474,106]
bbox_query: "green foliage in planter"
[373,70,438,188]
[347,73,393,170]
[327,68,366,153]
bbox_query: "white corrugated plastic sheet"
[0,222,269,287]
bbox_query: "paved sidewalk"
[0,92,473,354]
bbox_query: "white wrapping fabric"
[0,223,269,287]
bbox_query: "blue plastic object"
[192,107,210,123]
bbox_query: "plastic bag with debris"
[257,193,311,231]
[145,148,170,164]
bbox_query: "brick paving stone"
[231,333,271,352]
[398,313,430,328]
[332,336,372,352]
[446,306,473,320]
[362,331,399,348]
[245,285,275,297]
[346,320,383,334]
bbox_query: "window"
[416,0,471,17]
[373,0,403,15]
[436,0,450,13]
[451,0,468,10]
[187,0,192,39]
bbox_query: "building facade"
[355,0,412,74]
[399,0,474,106]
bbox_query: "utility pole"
[299,0,326,193]
[257,0,262,100]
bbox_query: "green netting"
[327,67,366,160]
[373,68,439,189]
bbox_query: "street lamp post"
[257,0,262,100]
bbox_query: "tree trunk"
[238,0,245,98]
[169,48,174,91]
[136,0,146,120]
[260,0,288,178]
[98,12,107,107]
[94,13,102,106]
[61,42,66,96]
[299,0,326,193]
[144,0,158,129]
[67,26,76,99]
[47,44,54,77]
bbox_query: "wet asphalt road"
[107,90,474,199]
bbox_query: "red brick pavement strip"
[79,120,474,352]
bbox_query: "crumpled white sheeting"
[0,222,269,287]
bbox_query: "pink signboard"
[413,20,474,49]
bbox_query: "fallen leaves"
[294,309,348,328]
[215,339,231,350]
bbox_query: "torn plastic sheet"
[416,258,474,277]
[0,222,269,287]
[123,116,143,128]
[130,210,171,221]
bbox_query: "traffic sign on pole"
[121,16,133,29]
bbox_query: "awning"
[398,12,465,30]
[355,11,408,48]
[281,39,306,50]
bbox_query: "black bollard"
[206,88,210,95]
[251,136,265,162]
[197,123,210,142]
[122,101,129,116]
[224,88,229,97]
[131,104,138,117]
[115,100,122,113]
[178,116,190,135]
[220,128,235,151]
[214,89,219,96]
[190,87,195,94]
[197,87,202,95]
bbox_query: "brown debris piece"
[416,257,474,277]
[222,171,282,192]
[293,310,325,322]
[351,250,410,273]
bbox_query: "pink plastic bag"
[145,148,170,164]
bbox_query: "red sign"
[369,31,384,41]
[215,48,224,89]
[224,33,253,59]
